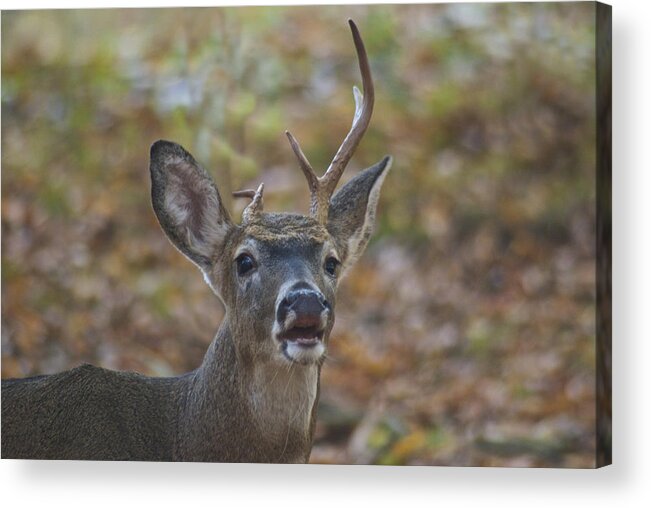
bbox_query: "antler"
[286,19,375,223]
[233,183,264,223]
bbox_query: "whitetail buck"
[1,19,391,462]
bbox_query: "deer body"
[2,365,186,461]
[1,20,391,463]
[3,312,323,462]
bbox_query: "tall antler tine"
[285,19,374,224]
[319,18,375,203]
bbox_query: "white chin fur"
[283,341,325,365]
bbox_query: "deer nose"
[277,284,329,328]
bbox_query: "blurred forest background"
[2,3,598,467]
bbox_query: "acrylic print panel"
[1,2,611,467]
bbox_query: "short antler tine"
[352,86,364,128]
[285,130,321,216]
[232,189,257,199]
[237,183,264,224]
[285,131,319,193]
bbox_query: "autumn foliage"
[2,3,598,466]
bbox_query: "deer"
[1,19,391,463]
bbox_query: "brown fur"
[1,140,391,462]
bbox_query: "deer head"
[149,20,391,368]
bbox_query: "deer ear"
[327,156,392,272]
[150,140,233,271]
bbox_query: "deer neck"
[247,351,319,442]
[178,320,320,462]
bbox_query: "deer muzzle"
[275,283,330,364]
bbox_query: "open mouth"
[278,326,324,348]
[276,323,326,365]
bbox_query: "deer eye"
[235,253,256,276]
[324,256,340,277]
